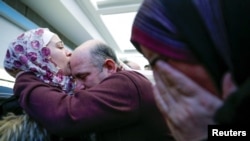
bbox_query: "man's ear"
[104,59,117,73]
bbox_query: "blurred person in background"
[123,59,141,70]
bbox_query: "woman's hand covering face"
[152,60,223,141]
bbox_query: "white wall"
[0,16,24,69]
[0,16,25,82]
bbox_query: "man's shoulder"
[113,70,152,83]
[117,70,154,84]
[116,70,145,78]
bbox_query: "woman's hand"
[152,60,223,141]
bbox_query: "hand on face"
[152,60,223,141]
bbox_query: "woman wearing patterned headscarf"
[4,28,74,94]
[1,28,75,141]
[131,0,250,140]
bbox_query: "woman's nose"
[66,49,72,57]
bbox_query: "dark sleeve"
[214,79,250,125]
[0,95,23,117]
[14,72,141,136]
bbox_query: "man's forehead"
[69,60,95,77]
[69,57,81,68]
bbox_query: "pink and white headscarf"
[4,28,75,94]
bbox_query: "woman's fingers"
[154,60,211,97]
[153,70,177,107]
[152,85,169,118]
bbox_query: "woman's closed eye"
[56,41,64,49]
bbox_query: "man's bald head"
[70,39,119,72]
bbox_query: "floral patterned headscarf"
[4,28,75,94]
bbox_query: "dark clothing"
[131,0,250,125]
[212,0,250,125]
[14,71,174,141]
